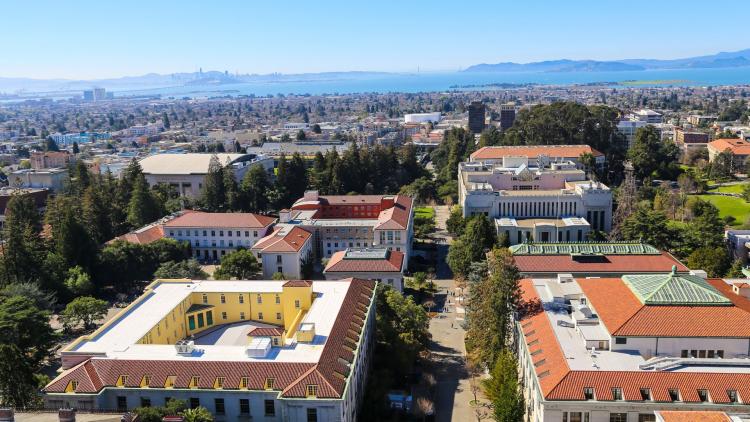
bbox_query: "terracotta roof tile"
[324,250,404,273]
[251,226,312,253]
[248,327,284,337]
[282,280,312,287]
[165,212,276,229]
[657,411,730,422]
[577,278,643,333]
[470,145,604,161]
[708,138,750,156]
[513,252,687,275]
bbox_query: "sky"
[2,0,749,80]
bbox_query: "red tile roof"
[251,226,312,253]
[375,196,413,230]
[164,212,276,229]
[44,278,377,399]
[470,145,604,161]
[282,280,312,287]
[513,252,688,275]
[708,138,750,156]
[657,411,730,422]
[248,327,284,337]
[111,224,164,245]
[324,250,404,273]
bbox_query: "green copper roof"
[622,270,731,306]
[509,242,661,256]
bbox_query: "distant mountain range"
[463,48,750,73]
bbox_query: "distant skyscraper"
[499,103,517,131]
[82,90,94,101]
[93,87,106,101]
[468,101,486,134]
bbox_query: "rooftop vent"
[246,337,272,358]
[557,273,575,284]
[175,340,195,355]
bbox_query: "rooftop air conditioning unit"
[175,340,195,355]
[557,273,575,284]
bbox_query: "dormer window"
[611,388,622,401]
[728,389,739,403]
[264,378,275,390]
[141,375,151,388]
[583,387,595,400]
[164,375,176,388]
[668,388,680,401]
[639,388,651,401]
[698,389,710,403]
[214,377,225,389]
[116,375,128,387]
[306,385,318,397]
[189,376,200,389]
[239,377,249,389]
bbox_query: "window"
[306,385,318,397]
[245,231,250,237]
[116,375,128,387]
[640,388,651,401]
[214,398,225,415]
[227,231,232,237]
[141,375,151,387]
[189,376,200,388]
[668,388,680,401]
[264,378,275,390]
[221,312,227,320]
[697,389,710,402]
[197,313,204,328]
[307,408,318,422]
[258,312,264,320]
[276,255,282,264]
[611,387,622,400]
[140,397,151,408]
[69,380,78,392]
[708,350,715,358]
[295,299,301,308]
[264,399,275,416]
[690,350,698,358]
[164,376,176,388]
[220,294,226,303]
[728,389,739,403]
[219,230,224,236]
[116,396,127,412]
[698,350,706,358]
[681,350,688,358]
[276,312,282,320]
[275,294,281,304]
[614,337,626,344]
[583,387,594,400]
[257,295,262,304]
[239,294,244,304]
[214,377,224,389]
[203,230,207,236]
[239,398,250,415]
[717,350,725,358]
[610,414,627,422]
[202,294,208,304]
[638,415,656,422]
[211,231,215,236]
[240,377,249,389]
[189,398,200,409]
[240,312,245,320]
[206,311,213,326]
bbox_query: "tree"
[180,406,213,422]
[61,296,109,330]
[465,248,521,367]
[72,141,80,154]
[312,123,321,134]
[686,246,731,278]
[44,137,60,152]
[620,204,676,251]
[240,164,270,212]
[627,125,679,180]
[726,259,745,278]
[201,154,226,211]
[222,159,240,211]
[296,129,306,141]
[0,282,56,310]
[65,265,93,295]
[482,350,525,422]
[0,344,39,408]
[447,239,474,277]
[374,285,430,375]
[154,260,208,280]
[710,149,734,180]
[127,175,161,228]
[446,205,466,236]
[213,249,260,280]
[399,177,436,204]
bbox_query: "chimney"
[58,409,76,422]
[0,409,14,422]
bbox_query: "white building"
[323,248,405,291]
[163,211,276,263]
[517,270,750,422]
[9,168,68,192]
[139,153,273,197]
[43,278,377,422]
[404,112,442,124]
[251,225,313,279]
[283,191,415,262]
[631,109,663,124]
[458,156,612,244]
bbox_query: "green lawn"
[696,195,750,226]
[415,206,435,220]
[708,184,745,194]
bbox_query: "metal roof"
[509,242,661,256]
[622,271,732,306]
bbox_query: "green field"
[415,206,435,220]
[696,195,750,226]
[708,184,745,194]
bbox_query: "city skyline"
[3,0,750,79]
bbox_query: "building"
[324,248,405,291]
[0,187,49,228]
[251,225,313,279]
[726,230,750,264]
[10,168,68,192]
[688,114,717,126]
[517,269,750,422]
[458,156,612,244]
[468,101,486,134]
[616,120,650,149]
[499,103,517,131]
[31,151,71,170]
[404,112,441,124]
[707,138,750,170]
[126,123,163,137]
[43,278,377,422]
[509,242,689,278]
[631,109,663,124]
[469,145,605,170]
[82,88,106,102]
[51,132,111,147]
[282,191,414,261]
[674,128,711,154]
[163,211,276,262]
[139,153,273,197]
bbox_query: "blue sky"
[2,0,749,79]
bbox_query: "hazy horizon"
[3,0,750,80]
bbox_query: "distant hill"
[464,48,750,72]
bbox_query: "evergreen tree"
[46,196,97,270]
[222,158,240,211]
[72,141,80,154]
[127,176,160,228]
[273,154,292,209]
[44,137,59,152]
[310,152,328,192]
[201,154,225,211]
[240,164,270,212]
[482,350,525,422]
[0,196,46,287]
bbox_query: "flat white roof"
[139,153,246,175]
[70,280,352,363]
